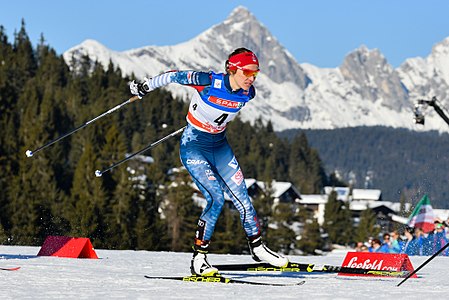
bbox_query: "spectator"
[414,227,426,255]
[355,241,364,252]
[381,233,394,253]
[418,227,434,256]
[360,245,369,252]
[432,222,449,256]
[370,238,389,253]
[389,230,402,253]
[401,227,420,256]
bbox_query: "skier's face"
[231,64,258,91]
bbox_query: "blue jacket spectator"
[370,238,390,253]
[401,227,420,256]
[389,231,402,253]
[422,231,436,255]
[431,222,449,256]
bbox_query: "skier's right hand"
[130,77,153,99]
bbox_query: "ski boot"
[190,240,218,277]
[248,235,289,267]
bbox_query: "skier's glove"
[130,77,153,99]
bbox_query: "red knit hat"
[228,52,259,70]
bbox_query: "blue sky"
[1,0,449,68]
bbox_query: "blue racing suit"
[149,70,261,246]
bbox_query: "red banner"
[37,236,98,259]
[339,252,417,278]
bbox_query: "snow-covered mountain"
[63,6,449,132]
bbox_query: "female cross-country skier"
[130,47,288,276]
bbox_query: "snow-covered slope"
[1,245,448,299]
[63,6,449,132]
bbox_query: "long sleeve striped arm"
[146,70,212,90]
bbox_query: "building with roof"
[351,188,382,202]
[297,194,327,225]
[299,186,412,231]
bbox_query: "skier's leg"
[180,134,225,275]
[214,143,289,267]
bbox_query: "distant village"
[128,153,449,241]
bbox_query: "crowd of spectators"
[355,220,449,256]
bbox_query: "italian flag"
[407,195,435,233]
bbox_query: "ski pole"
[25,95,140,158]
[397,241,449,286]
[95,125,186,177]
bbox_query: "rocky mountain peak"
[226,6,257,23]
[432,36,449,54]
[339,45,408,110]
[199,6,310,88]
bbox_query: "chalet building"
[300,186,411,231]
[323,186,350,201]
[297,194,327,225]
[253,180,302,204]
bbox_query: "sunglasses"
[231,64,260,78]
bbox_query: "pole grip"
[129,95,140,102]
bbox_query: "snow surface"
[1,245,448,299]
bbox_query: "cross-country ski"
[214,262,409,277]
[144,274,306,286]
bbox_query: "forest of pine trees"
[290,127,449,208]
[0,21,378,254]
